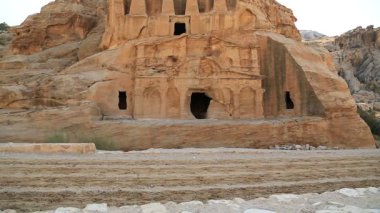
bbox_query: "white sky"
[0,0,379,36]
[276,0,380,36]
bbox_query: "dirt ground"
[0,148,379,212]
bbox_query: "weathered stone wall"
[101,0,300,49]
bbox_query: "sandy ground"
[0,148,379,212]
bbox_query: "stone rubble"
[1,187,379,213]
[269,144,339,150]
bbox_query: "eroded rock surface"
[11,0,106,57]
[309,26,380,112]
[0,0,375,149]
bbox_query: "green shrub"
[374,135,380,148]
[357,108,380,136]
[76,135,117,151]
[91,137,116,151]
[0,22,9,32]
[46,130,118,151]
[46,132,69,143]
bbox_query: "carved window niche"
[118,91,127,110]
[170,16,190,35]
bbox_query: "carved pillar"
[186,0,199,15]
[214,0,227,12]
[255,89,265,118]
[232,89,240,119]
[162,0,175,14]
[129,0,147,15]
[161,85,168,118]
[180,89,189,119]
[133,84,144,118]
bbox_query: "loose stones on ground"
[269,144,337,150]
[1,187,379,213]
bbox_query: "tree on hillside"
[0,22,10,32]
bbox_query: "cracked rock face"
[334,26,380,110]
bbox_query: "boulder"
[83,203,107,213]
[140,203,167,213]
[54,207,82,213]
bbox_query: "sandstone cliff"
[11,0,107,59]
[0,0,374,149]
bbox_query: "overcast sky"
[0,0,379,36]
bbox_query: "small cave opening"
[118,91,127,110]
[285,91,294,110]
[174,23,187,35]
[190,93,212,119]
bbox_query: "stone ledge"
[0,143,96,154]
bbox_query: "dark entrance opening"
[285,91,294,109]
[191,93,212,119]
[174,23,187,35]
[118,91,127,110]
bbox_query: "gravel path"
[0,148,379,212]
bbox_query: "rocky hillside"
[11,0,106,58]
[304,26,380,111]
[333,26,380,111]
[300,30,326,41]
[0,0,106,109]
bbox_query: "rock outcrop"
[332,26,380,111]
[300,30,326,41]
[11,0,106,58]
[0,0,375,149]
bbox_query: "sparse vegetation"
[374,135,380,148]
[0,22,10,32]
[357,108,380,135]
[357,108,380,148]
[77,135,116,151]
[46,132,70,144]
[0,32,12,46]
[0,38,6,46]
[45,131,117,150]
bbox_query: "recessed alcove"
[118,91,127,110]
